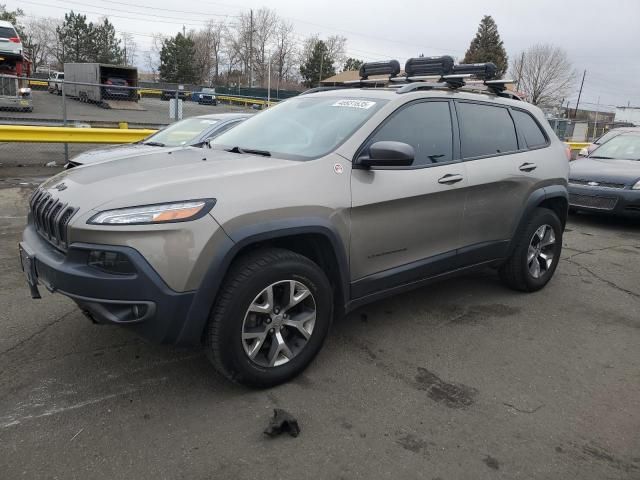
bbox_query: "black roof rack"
[301,58,521,100]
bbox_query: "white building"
[615,106,640,126]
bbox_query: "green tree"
[463,15,508,77]
[299,40,335,87]
[56,11,93,63]
[91,18,123,64]
[159,33,197,83]
[343,57,364,72]
[0,4,24,34]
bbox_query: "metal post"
[61,79,68,163]
[593,96,600,141]
[174,87,179,122]
[267,55,271,107]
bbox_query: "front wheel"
[499,208,563,292]
[205,248,333,388]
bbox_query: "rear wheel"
[499,208,563,292]
[205,248,333,388]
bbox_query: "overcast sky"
[7,0,640,109]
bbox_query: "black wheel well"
[231,233,347,316]
[538,196,568,228]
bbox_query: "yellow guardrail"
[0,125,156,144]
[28,80,48,87]
[565,141,590,150]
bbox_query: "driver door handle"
[438,173,464,185]
[519,162,537,172]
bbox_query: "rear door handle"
[438,174,464,185]
[519,162,537,172]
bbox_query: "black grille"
[569,179,626,189]
[29,189,77,250]
[569,193,618,210]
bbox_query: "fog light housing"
[88,250,136,275]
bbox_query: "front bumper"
[0,96,32,109]
[20,224,196,344]
[568,184,640,217]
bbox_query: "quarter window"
[365,101,453,166]
[457,102,518,158]
[512,109,548,149]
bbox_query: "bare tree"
[120,32,137,66]
[226,12,253,84]
[191,20,225,85]
[143,33,165,81]
[510,44,575,107]
[251,7,278,86]
[325,34,347,70]
[22,16,59,70]
[272,19,296,85]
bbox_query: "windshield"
[202,88,215,94]
[594,130,621,145]
[212,95,388,160]
[144,117,219,147]
[590,134,640,160]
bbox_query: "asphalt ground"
[1,90,253,125]
[0,183,638,480]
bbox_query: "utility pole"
[573,69,586,119]
[249,9,253,88]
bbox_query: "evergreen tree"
[463,15,508,77]
[159,33,197,83]
[0,4,25,36]
[56,12,93,63]
[343,57,364,72]
[299,40,335,87]
[91,18,123,64]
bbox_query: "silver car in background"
[65,113,252,168]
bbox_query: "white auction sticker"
[331,99,376,109]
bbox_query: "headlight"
[633,180,640,190]
[19,87,31,95]
[199,94,203,98]
[88,199,215,225]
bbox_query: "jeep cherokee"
[19,59,569,387]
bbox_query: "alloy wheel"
[241,280,316,368]
[527,224,556,279]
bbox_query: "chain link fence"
[0,76,272,186]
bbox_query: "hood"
[569,157,640,186]
[70,143,171,165]
[40,148,298,213]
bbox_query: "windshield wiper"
[227,146,271,157]
[144,141,166,147]
[589,155,613,159]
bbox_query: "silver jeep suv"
[19,59,569,387]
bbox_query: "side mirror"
[356,141,415,168]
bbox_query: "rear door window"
[365,100,454,166]
[457,102,518,158]
[512,109,548,149]
[0,27,16,39]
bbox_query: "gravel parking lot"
[0,184,638,479]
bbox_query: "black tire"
[499,208,563,292]
[205,248,333,388]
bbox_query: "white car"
[48,71,64,95]
[0,20,22,56]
